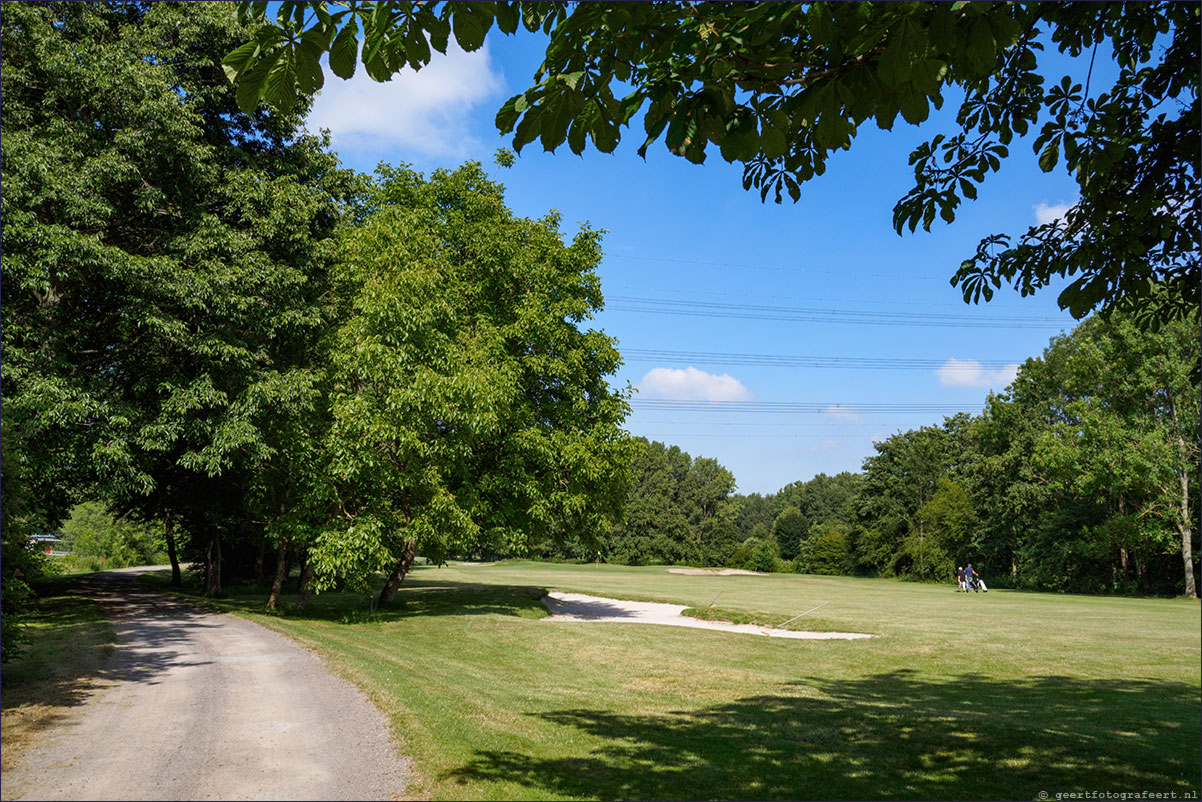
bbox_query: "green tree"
[602,440,691,566]
[1028,315,1198,595]
[855,415,975,577]
[315,163,633,605]
[750,538,780,574]
[58,502,168,569]
[778,472,864,528]
[913,477,979,578]
[772,506,810,562]
[733,492,777,539]
[807,523,851,576]
[966,313,1198,595]
[2,2,357,597]
[227,1,1199,327]
[599,439,739,567]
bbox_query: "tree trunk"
[267,541,289,610]
[1178,458,1197,598]
[164,504,182,587]
[204,529,222,597]
[203,529,213,595]
[377,539,419,608]
[281,547,294,590]
[254,537,266,585]
[296,552,308,591]
[295,557,316,610]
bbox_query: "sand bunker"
[666,568,763,576]
[541,592,872,640]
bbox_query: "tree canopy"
[585,438,740,567]
[224,1,1198,328]
[313,162,634,604]
[848,314,1199,595]
[1,1,356,602]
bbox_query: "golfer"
[965,563,979,592]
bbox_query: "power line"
[610,254,948,280]
[608,283,991,309]
[628,420,893,428]
[631,399,979,414]
[638,433,883,439]
[623,348,1021,370]
[605,296,1067,329]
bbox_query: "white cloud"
[869,432,887,443]
[638,367,751,401]
[936,359,1020,389]
[823,405,860,422]
[807,440,843,453]
[1034,200,1073,227]
[306,42,505,159]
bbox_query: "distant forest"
[544,314,1199,597]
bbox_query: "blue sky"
[305,28,1089,495]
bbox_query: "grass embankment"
[1,576,116,772]
[148,562,1200,801]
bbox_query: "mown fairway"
[152,563,1200,801]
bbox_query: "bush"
[726,538,757,570]
[750,539,779,573]
[58,502,168,568]
[900,531,952,581]
[808,525,851,576]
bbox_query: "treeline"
[544,314,1199,597]
[852,314,1198,596]
[2,3,631,659]
[549,439,741,566]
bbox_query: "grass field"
[144,561,1201,801]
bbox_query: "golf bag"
[974,578,988,592]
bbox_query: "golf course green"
[157,561,1200,801]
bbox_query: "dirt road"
[1,570,410,801]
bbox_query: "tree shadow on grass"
[447,671,1201,801]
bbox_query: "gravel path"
[1,569,410,801]
[541,592,873,640]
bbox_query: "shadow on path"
[4,572,218,718]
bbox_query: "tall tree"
[226,1,1199,327]
[314,163,633,605]
[855,414,977,577]
[1,1,353,596]
[599,438,740,567]
[1028,315,1199,596]
[772,506,810,562]
[964,313,1199,595]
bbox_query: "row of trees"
[851,313,1199,597]
[538,439,861,576]
[580,315,1197,597]
[1,3,632,658]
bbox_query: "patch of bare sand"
[667,567,763,576]
[540,592,872,640]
